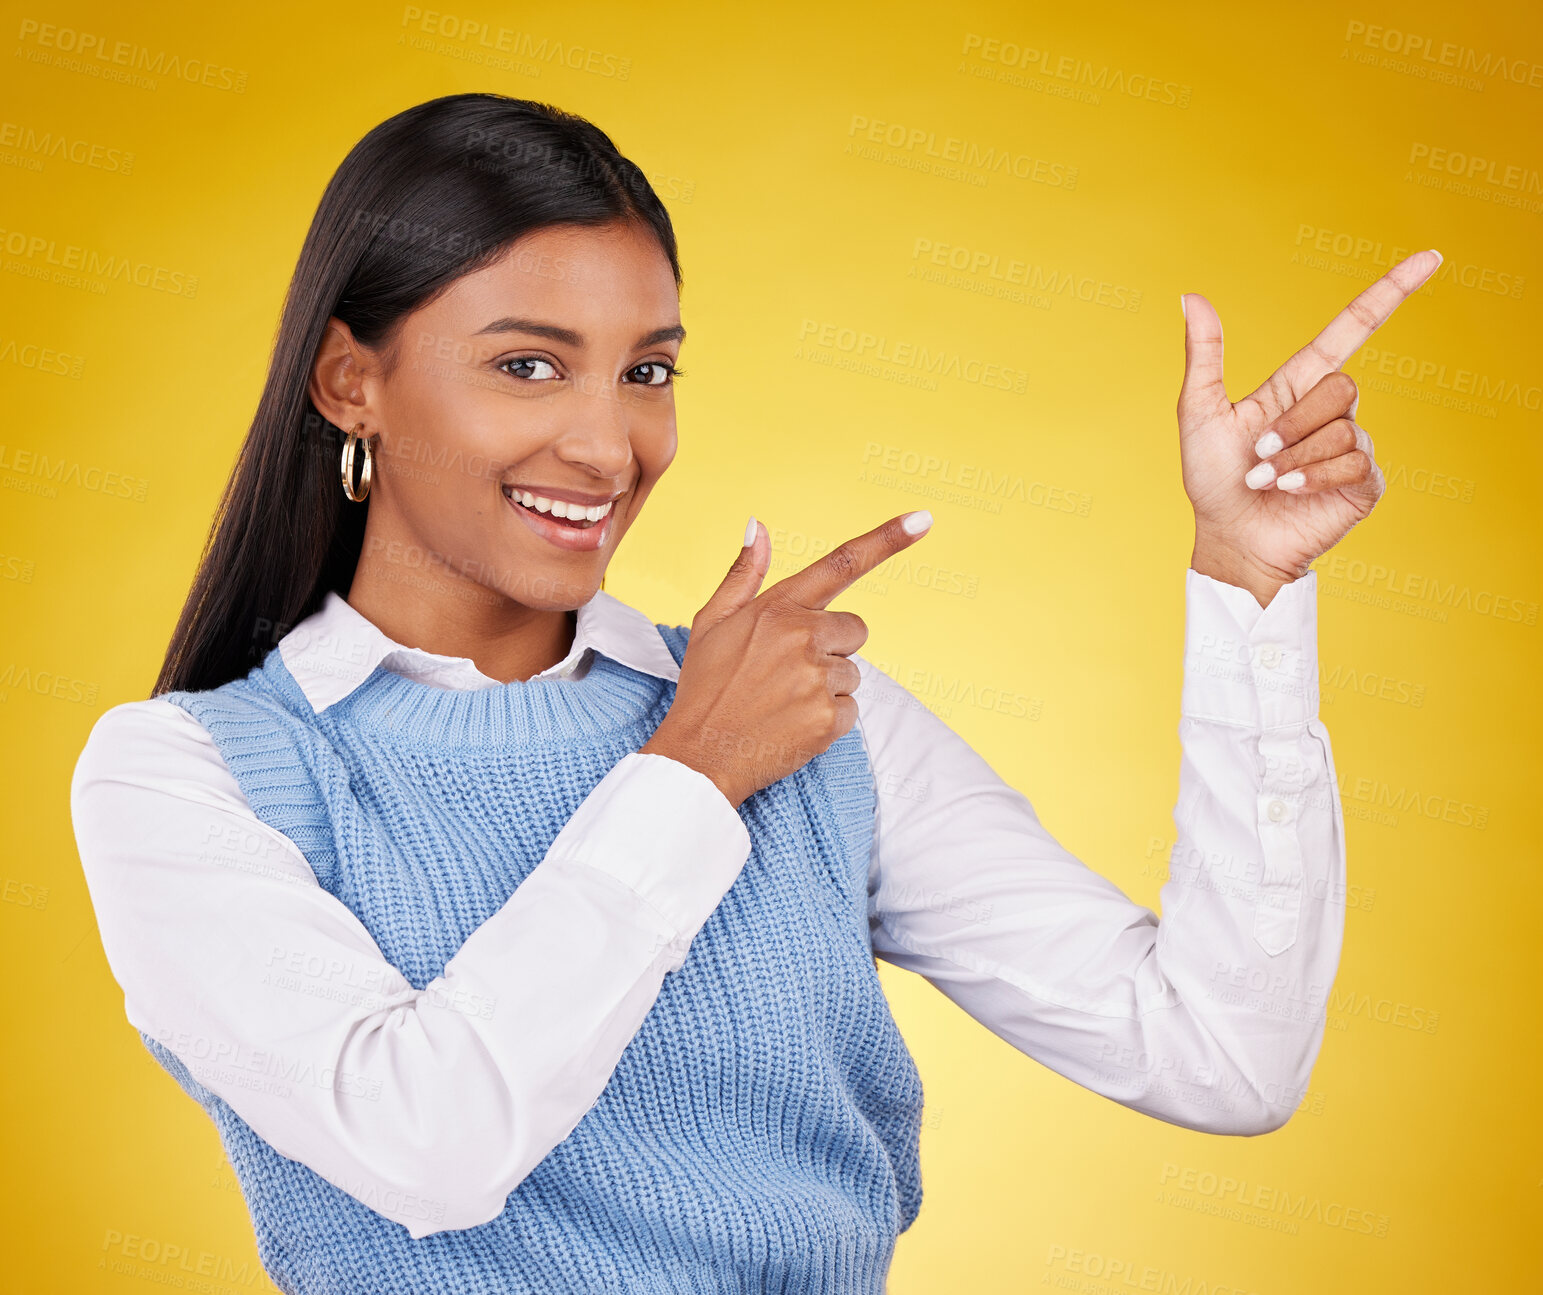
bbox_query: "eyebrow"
[471,317,686,348]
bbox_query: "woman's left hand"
[1176,249,1442,604]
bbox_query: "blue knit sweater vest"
[147,620,925,1294]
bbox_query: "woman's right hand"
[639,511,934,809]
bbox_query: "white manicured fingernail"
[743,514,757,547]
[902,510,933,535]
[1245,461,1277,489]
[1254,431,1283,457]
[1276,470,1306,490]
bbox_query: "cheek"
[636,413,678,479]
[393,389,555,495]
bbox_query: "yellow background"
[3,0,1539,1290]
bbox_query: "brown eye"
[627,362,676,386]
[499,357,559,381]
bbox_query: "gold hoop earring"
[341,424,374,502]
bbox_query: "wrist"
[639,734,745,811]
[1189,532,1299,609]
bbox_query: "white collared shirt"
[70,571,1344,1238]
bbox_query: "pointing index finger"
[763,511,933,611]
[1300,249,1442,371]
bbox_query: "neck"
[346,549,580,685]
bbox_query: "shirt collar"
[277,588,682,713]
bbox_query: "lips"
[503,483,617,553]
[499,484,620,518]
[501,486,608,529]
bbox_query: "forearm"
[74,703,753,1237]
[1140,566,1345,1124]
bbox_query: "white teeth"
[508,487,614,522]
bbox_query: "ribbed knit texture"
[147,621,924,1294]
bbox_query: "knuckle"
[825,542,860,585]
[832,695,858,737]
[1347,299,1379,332]
[1328,370,1358,404]
[758,590,791,618]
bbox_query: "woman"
[70,93,1437,1293]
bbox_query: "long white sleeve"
[855,567,1345,1134]
[70,700,751,1238]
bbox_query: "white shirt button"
[1257,643,1283,670]
[1267,798,1290,823]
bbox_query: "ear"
[308,317,376,434]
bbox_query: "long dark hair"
[154,93,683,697]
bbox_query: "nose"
[552,373,635,480]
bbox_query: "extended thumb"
[696,515,767,629]
[1178,292,1227,416]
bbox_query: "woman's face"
[320,218,682,613]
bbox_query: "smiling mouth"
[501,484,615,529]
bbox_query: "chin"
[499,576,602,611]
